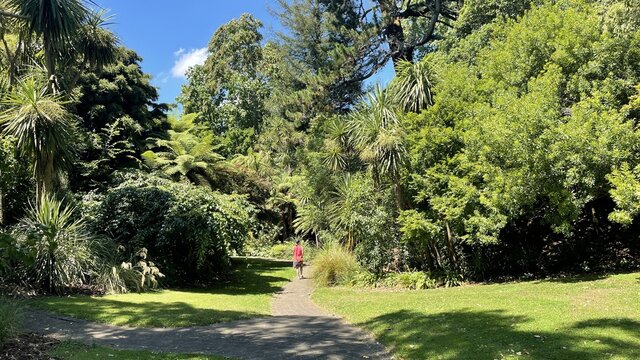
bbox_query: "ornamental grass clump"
[312,241,360,286]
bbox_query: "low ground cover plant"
[0,298,21,344]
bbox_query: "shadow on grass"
[190,257,293,295]
[361,309,640,360]
[31,298,264,327]
[535,273,609,284]
[29,258,294,327]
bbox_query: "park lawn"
[313,272,640,360]
[51,341,233,359]
[30,258,295,327]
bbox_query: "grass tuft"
[311,242,360,286]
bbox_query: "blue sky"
[95,0,394,105]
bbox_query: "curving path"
[23,270,392,360]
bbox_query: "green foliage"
[87,175,252,284]
[268,243,291,260]
[382,271,438,290]
[71,47,168,191]
[96,247,164,294]
[401,0,640,276]
[0,77,79,198]
[18,195,98,294]
[0,298,21,344]
[142,113,224,188]
[0,136,33,224]
[7,0,90,80]
[607,163,640,225]
[312,241,360,286]
[180,14,267,156]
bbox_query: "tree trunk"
[37,156,55,205]
[392,172,406,211]
[444,220,458,268]
[377,0,413,68]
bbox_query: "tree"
[142,113,224,188]
[70,46,168,191]
[348,86,407,210]
[2,0,90,90]
[0,1,118,92]
[0,77,78,200]
[272,0,371,119]
[179,14,267,156]
[390,58,436,113]
[401,0,640,276]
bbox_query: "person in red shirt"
[293,239,304,279]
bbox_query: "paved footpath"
[23,269,392,360]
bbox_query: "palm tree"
[293,201,327,246]
[74,9,118,70]
[390,59,435,113]
[348,86,407,209]
[0,77,77,201]
[142,113,225,187]
[327,174,360,250]
[6,0,90,90]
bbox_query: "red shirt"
[293,245,304,261]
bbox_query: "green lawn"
[30,258,294,327]
[51,342,232,359]
[313,272,640,360]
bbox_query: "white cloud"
[171,47,208,78]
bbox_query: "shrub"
[268,240,318,260]
[269,243,291,259]
[0,299,21,344]
[312,242,360,286]
[0,232,29,286]
[242,223,282,257]
[383,271,438,290]
[87,175,252,285]
[342,268,377,287]
[18,196,99,294]
[95,247,164,294]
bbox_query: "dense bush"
[0,137,34,225]
[268,243,291,259]
[399,0,640,279]
[0,299,21,344]
[86,175,252,285]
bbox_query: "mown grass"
[30,258,295,327]
[51,342,232,359]
[313,272,640,360]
